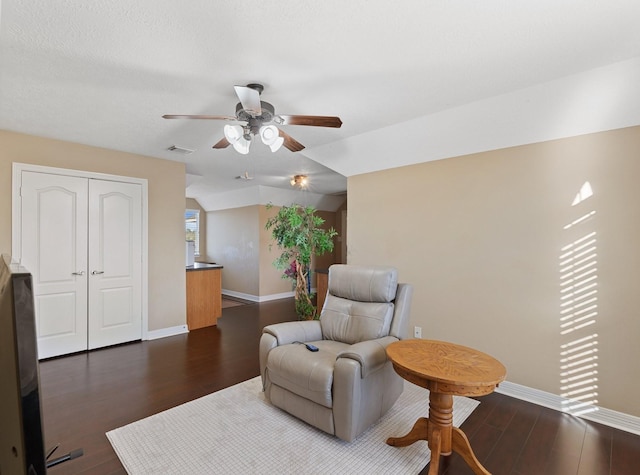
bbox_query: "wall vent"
[167,145,195,155]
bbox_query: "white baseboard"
[145,324,189,340]
[497,380,640,436]
[258,291,295,302]
[221,289,259,302]
[222,289,295,302]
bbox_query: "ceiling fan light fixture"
[260,125,284,152]
[164,84,341,154]
[260,125,278,142]
[223,124,243,144]
[232,137,251,154]
[268,136,284,152]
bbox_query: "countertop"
[186,262,224,271]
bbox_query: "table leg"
[386,417,429,446]
[387,391,491,474]
[451,427,491,475]
[386,416,447,475]
[427,428,442,475]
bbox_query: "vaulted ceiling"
[2,1,640,211]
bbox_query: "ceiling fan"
[235,171,254,180]
[163,84,342,154]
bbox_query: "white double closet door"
[20,171,143,359]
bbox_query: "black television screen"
[0,254,46,475]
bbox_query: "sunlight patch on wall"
[560,181,599,416]
[572,181,593,206]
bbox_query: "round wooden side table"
[386,339,506,475]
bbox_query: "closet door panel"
[20,172,89,359]
[88,180,142,349]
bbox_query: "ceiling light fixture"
[164,84,342,154]
[290,174,308,188]
[260,125,284,152]
[224,124,251,154]
[223,123,283,154]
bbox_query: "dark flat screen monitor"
[0,254,46,474]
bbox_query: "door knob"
[72,271,85,276]
[91,270,105,275]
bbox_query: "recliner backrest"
[320,265,398,344]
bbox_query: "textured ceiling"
[2,1,640,210]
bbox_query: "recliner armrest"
[262,320,322,346]
[336,335,398,378]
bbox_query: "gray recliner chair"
[259,264,413,442]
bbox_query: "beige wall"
[186,198,207,262]
[348,125,640,417]
[208,204,338,298]
[207,205,261,295]
[259,205,296,296]
[0,130,186,332]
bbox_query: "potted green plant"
[265,203,337,319]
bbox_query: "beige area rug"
[107,376,480,474]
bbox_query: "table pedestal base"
[386,393,490,475]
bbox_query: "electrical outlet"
[414,326,422,339]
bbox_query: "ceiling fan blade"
[212,137,231,149]
[278,129,305,152]
[234,86,262,115]
[163,114,236,120]
[278,115,342,128]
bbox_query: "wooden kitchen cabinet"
[186,264,223,330]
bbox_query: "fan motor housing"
[235,101,275,123]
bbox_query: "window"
[185,209,200,256]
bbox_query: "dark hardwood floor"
[40,299,640,474]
